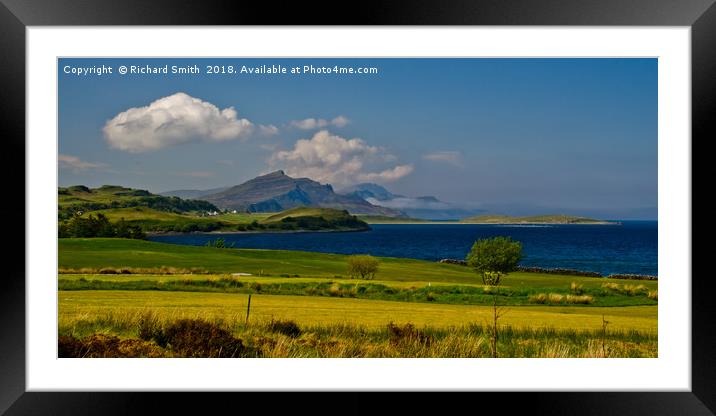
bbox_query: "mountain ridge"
[337,183,483,220]
[194,171,406,217]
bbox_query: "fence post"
[245,294,252,325]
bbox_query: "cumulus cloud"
[289,116,350,130]
[357,165,414,182]
[259,124,279,136]
[423,151,463,167]
[270,130,412,186]
[103,92,254,152]
[58,154,107,171]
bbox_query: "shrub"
[548,293,564,304]
[329,283,342,296]
[528,293,593,305]
[59,334,170,358]
[347,255,380,280]
[267,319,302,338]
[58,335,86,358]
[466,236,522,286]
[570,282,584,295]
[601,282,621,291]
[565,294,594,304]
[59,213,145,239]
[647,290,658,300]
[386,322,433,347]
[161,319,246,357]
[528,293,548,304]
[137,313,166,345]
[623,284,648,296]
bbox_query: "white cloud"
[423,151,463,167]
[259,124,279,136]
[357,165,414,182]
[289,116,350,130]
[270,130,412,186]
[103,92,254,152]
[58,154,108,171]
[330,115,350,128]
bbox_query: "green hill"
[258,207,370,231]
[58,185,218,220]
[460,214,616,225]
[64,205,368,234]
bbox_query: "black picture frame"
[1,0,710,414]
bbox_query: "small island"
[460,214,619,225]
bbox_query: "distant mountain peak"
[260,170,287,178]
[338,183,401,201]
[196,172,405,217]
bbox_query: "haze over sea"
[149,221,657,276]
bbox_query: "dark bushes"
[139,318,251,357]
[58,213,146,239]
[60,319,255,358]
[58,334,164,358]
[387,322,433,347]
[267,319,302,338]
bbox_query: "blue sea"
[148,221,657,276]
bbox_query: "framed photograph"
[3,0,710,414]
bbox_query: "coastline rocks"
[438,259,468,266]
[606,273,658,281]
[435,259,657,280]
[515,266,602,277]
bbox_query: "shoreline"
[145,227,370,237]
[364,221,620,225]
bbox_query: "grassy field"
[58,239,658,288]
[58,273,657,307]
[57,238,658,357]
[58,291,656,357]
[59,290,657,333]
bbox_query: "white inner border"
[27,27,691,391]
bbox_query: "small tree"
[466,236,522,357]
[347,255,379,280]
[466,236,522,285]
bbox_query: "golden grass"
[58,311,657,358]
[623,284,649,296]
[601,282,621,291]
[602,282,652,296]
[58,290,657,333]
[529,293,594,305]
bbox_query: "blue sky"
[58,58,657,219]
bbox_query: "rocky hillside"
[199,171,405,217]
